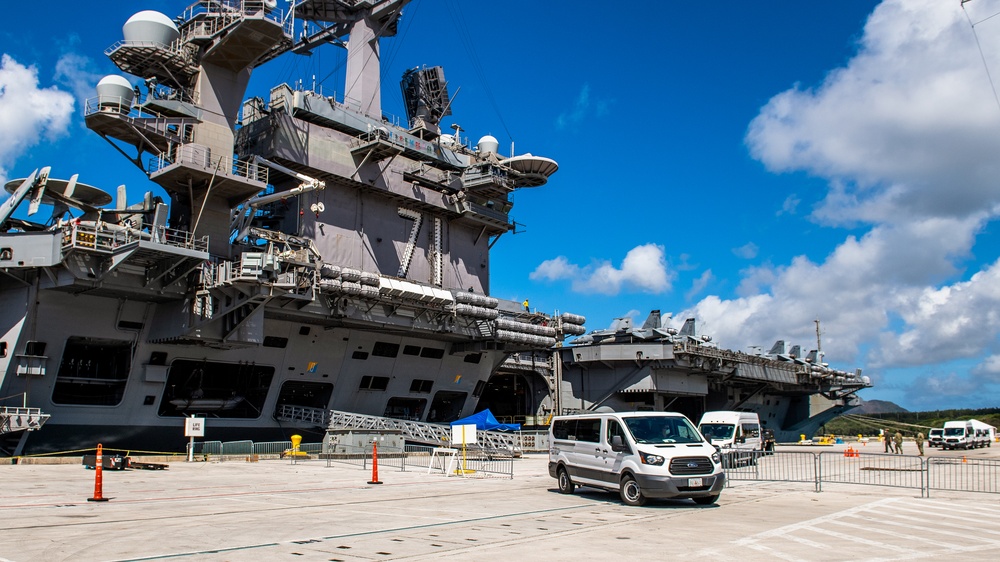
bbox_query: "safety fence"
[186,440,514,478]
[188,440,322,461]
[724,451,1000,497]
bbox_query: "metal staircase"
[327,410,523,454]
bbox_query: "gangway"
[327,410,522,454]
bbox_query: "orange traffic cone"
[368,441,382,485]
[962,455,967,463]
[87,443,110,502]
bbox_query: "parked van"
[698,411,762,465]
[942,420,975,450]
[548,412,724,506]
[928,428,944,448]
[969,419,996,448]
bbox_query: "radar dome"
[477,135,499,155]
[123,11,180,47]
[96,75,134,112]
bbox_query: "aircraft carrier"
[0,0,869,456]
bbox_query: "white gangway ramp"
[327,410,522,455]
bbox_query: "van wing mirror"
[610,435,626,452]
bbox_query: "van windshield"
[944,428,965,436]
[624,416,704,444]
[699,423,735,440]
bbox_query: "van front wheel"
[619,474,647,506]
[557,467,576,494]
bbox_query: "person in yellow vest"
[522,298,529,311]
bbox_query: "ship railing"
[0,406,51,435]
[149,149,268,185]
[62,221,209,254]
[103,39,190,61]
[457,200,509,223]
[502,351,555,371]
[84,97,197,141]
[177,0,292,41]
[277,404,329,426]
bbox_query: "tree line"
[822,408,1000,437]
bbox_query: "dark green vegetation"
[823,408,1000,437]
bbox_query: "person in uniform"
[915,431,925,456]
[893,431,904,454]
[883,430,893,453]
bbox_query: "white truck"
[942,420,975,450]
[698,411,762,466]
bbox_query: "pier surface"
[2,444,999,561]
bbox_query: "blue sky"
[4,0,1000,411]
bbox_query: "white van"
[698,411,762,465]
[548,412,724,506]
[969,419,996,448]
[928,428,944,448]
[942,420,975,450]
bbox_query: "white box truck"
[698,411,762,466]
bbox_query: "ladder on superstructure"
[327,410,522,454]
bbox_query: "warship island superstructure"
[0,1,869,456]
[0,0,585,455]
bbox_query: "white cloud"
[556,83,612,130]
[685,269,714,301]
[777,194,800,216]
[873,257,1000,367]
[0,54,74,185]
[732,242,759,260]
[682,215,987,362]
[746,0,1000,225]
[530,243,672,295]
[54,52,103,104]
[682,0,1000,378]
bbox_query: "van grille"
[669,456,714,476]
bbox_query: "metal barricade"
[220,440,254,462]
[321,443,406,472]
[724,450,819,491]
[927,456,1000,496]
[443,445,514,479]
[818,451,925,494]
[252,441,293,458]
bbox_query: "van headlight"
[711,451,722,464]
[640,453,665,466]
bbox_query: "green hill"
[823,407,1000,437]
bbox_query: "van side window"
[742,423,760,438]
[552,419,574,440]
[607,420,628,450]
[576,418,601,443]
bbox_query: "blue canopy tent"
[450,409,521,432]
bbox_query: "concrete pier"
[2,446,999,561]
